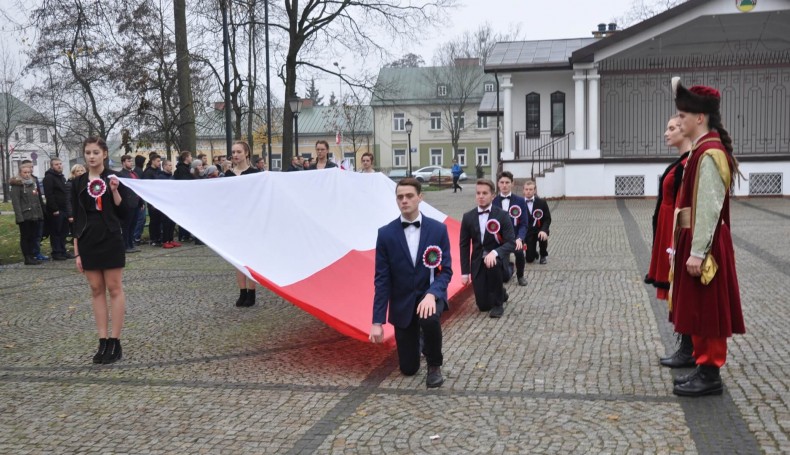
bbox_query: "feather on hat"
[672,76,720,114]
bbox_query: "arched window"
[551,91,565,136]
[525,92,540,138]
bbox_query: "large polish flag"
[120,170,464,346]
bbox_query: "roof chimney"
[608,23,617,32]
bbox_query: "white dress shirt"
[400,213,423,266]
[499,193,511,211]
[478,205,492,244]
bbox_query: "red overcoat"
[670,131,745,338]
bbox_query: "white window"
[392,113,405,131]
[437,85,447,97]
[456,148,466,167]
[430,148,443,166]
[476,147,490,166]
[272,154,282,171]
[477,115,488,129]
[453,113,465,130]
[484,82,495,92]
[393,148,406,167]
[39,129,48,143]
[26,128,34,142]
[430,112,441,130]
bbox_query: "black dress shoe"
[673,366,722,397]
[426,366,444,388]
[517,276,528,286]
[503,290,509,302]
[52,254,68,261]
[539,257,547,264]
[490,305,504,318]
[660,350,696,368]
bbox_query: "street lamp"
[405,118,413,177]
[333,61,345,100]
[289,95,303,161]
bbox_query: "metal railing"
[529,132,573,178]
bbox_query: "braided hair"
[706,112,743,188]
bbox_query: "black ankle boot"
[235,289,248,307]
[92,338,108,364]
[660,334,695,368]
[102,338,122,364]
[673,365,722,397]
[241,289,256,307]
[24,255,41,265]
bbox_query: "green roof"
[371,66,493,107]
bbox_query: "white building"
[485,0,790,197]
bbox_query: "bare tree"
[325,92,370,157]
[385,53,425,68]
[615,0,687,27]
[0,44,27,202]
[426,24,520,158]
[174,0,197,153]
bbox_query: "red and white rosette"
[87,178,107,211]
[532,208,544,227]
[508,205,522,226]
[422,245,443,283]
[486,218,503,244]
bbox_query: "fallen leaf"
[4,344,15,349]
[429,434,440,440]
[607,414,620,421]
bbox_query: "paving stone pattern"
[1,184,787,454]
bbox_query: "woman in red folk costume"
[669,77,745,397]
[646,115,693,369]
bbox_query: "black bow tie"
[500,195,510,200]
[402,220,420,229]
[525,198,534,203]
[478,209,490,215]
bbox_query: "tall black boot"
[235,289,248,307]
[660,334,695,368]
[241,288,256,307]
[92,338,108,364]
[101,338,122,364]
[673,365,722,397]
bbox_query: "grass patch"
[0,211,22,265]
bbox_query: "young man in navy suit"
[369,178,453,388]
[493,171,528,286]
[523,179,551,265]
[459,179,516,318]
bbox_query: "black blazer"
[71,169,128,239]
[459,205,515,278]
[117,168,142,208]
[525,197,551,236]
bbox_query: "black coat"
[459,205,515,278]
[43,168,68,215]
[525,197,551,236]
[173,162,194,180]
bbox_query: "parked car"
[427,168,468,186]
[411,166,443,182]
[387,169,409,181]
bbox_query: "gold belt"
[676,207,691,229]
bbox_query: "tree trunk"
[174,0,196,153]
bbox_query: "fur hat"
[672,76,720,114]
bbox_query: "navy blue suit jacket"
[372,214,453,328]
[493,194,528,240]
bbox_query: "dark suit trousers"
[124,207,138,249]
[48,213,67,256]
[525,233,548,262]
[148,204,162,242]
[513,248,525,277]
[472,258,505,311]
[394,300,445,376]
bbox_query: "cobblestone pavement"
[1,183,787,454]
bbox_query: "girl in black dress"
[225,140,259,307]
[72,137,128,364]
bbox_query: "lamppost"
[289,95,303,162]
[333,61,345,100]
[405,118,413,177]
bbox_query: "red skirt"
[670,223,745,338]
[647,201,675,301]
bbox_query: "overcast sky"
[1,0,637,104]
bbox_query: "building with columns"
[484,0,790,197]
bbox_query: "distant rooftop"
[484,38,598,72]
[371,66,493,106]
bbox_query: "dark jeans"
[452,175,462,192]
[394,300,445,376]
[134,205,146,242]
[32,220,44,256]
[124,207,139,249]
[18,220,39,258]
[525,233,549,262]
[178,226,191,241]
[148,204,162,243]
[48,213,68,256]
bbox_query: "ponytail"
[707,112,743,188]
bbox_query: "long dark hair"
[707,112,743,188]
